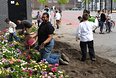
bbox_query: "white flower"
[0,62,3,65]
[49,72,53,76]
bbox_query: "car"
[71,7,80,10]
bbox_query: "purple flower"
[17,49,21,54]
[9,43,14,47]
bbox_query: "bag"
[94,18,99,27]
[88,16,95,22]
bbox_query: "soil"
[54,41,116,78]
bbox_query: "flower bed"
[0,31,69,78]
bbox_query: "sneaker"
[80,58,86,62]
[61,53,70,62]
[59,58,69,65]
[91,58,96,61]
[93,30,95,33]
[99,32,104,34]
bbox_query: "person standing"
[99,9,106,34]
[36,11,42,27]
[43,5,51,22]
[55,10,61,29]
[106,10,112,33]
[93,10,101,33]
[5,18,20,42]
[44,5,50,13]
[58,7,62,18]
[76,13,96,62]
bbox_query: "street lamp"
[91,0,93,11]
[100,0,101,10]
[85,0,86,10]
[111,0,112,13]
[105,0,106,12]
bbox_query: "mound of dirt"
[54,41,116,78]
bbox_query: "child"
[24,23,38,49]
[76,13,96,62]
[5,18,20,42]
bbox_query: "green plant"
[0,31,69,77]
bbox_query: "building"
[0,0,32,30]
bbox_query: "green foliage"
[0,29,69,78]
[37,0,47,5]
[58,0,69,4]
[113,0,116,2]
[84,0,90,4]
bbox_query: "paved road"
[54,10,116,63]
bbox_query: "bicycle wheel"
[111,20,115,28]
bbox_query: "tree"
[37,0,47,9]
[58,0,69,4]
[37,0,47,5]
[58,0,69,10]
[85,0,90,4]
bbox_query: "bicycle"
[104,20,115,33]
[111,20,115,29]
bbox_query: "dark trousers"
[37,20,40,27]
[80,40,95,61]
[106,21,111,33]
[100,21,104,33]
[8,33,20,42]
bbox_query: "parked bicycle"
[105,20,115,33]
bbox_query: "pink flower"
[48,64,53,67]
[27,55,31,60]
[9,60,14,64]
[51,67,57,72]
[54,64,59,67]
[28,69,33,77]
[17,59,21,62]
[22,69,28,72]
[2,58,7,63]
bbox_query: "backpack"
[88,16,95,22]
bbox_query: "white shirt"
[76,21,95,42]
[8,21,16,33]
[55,12,61,20]
[107,13,112,20]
